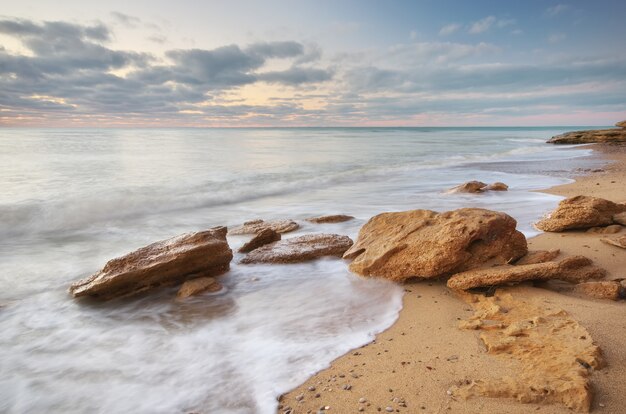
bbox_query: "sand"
[278,144,626,414]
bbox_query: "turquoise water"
[0,127,594,413]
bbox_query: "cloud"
[545,4,569,17]
[259,67,333,85]
[110,11,141,27]
[548,33,567,44]
[468,16,496,34]
[439,23,461,36]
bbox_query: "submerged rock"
[446,181,509,193]
[513,249,560,265]
[484,182,508,191]
[600,235,626,249]
[535,196,626,232]
[69,227,233,300]
[176,277,223,299]
[238,228,281,253]
[547,122,626,144]
[240,233,353,264]
[344,208,527,282]
[306,214,354,223]
[229,219,299,235]
[447,256,605,290]
[574,281,625,301]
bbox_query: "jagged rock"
[600,235,626,249]
[447,256,605,290]
[69,227,233,300]
[586,224,622,234]
[238,228,281,253]
[574,281,624,301]
[176,277,223,299]
[229,219,300,235]
[613,212,626,226]
[240,234,353,264]
[306,214,354,223]
[514,249,560,265]
[484,182,509,191]
[447,181,488,193]
[535,196,626,232]
[615,120,626,128]
[344,208,527,282]
[547,126,626,144]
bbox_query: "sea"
[0,127,604,413]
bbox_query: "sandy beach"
[278,144,626,414]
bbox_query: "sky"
[0,0,625,127]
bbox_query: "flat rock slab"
[344,208,528,282]
[514,249,560,265]
[574,281,625,301]
[177,277,223,299]
[547,128,626,144]
[240,233,353,264]
[306,214,354,223]
[535,196,626,232]
[613,212,626,226]
[238,228,281,253]
[586,224,622,234]
[601,235,626,249]
[229,219,299,235]
[69,227,233,300]
[447,256,605,290]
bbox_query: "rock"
[240,234,353,264]
[547,127,626,144]
[586,224,622,234]
[484,182,508,191]
[600,235,626,249]
[446,181,487,193]
[176,277,223,299]
[615,120,626,128]
[306,214,354,223]
[447,256,605,290]
[574,281,624,301]
[344,208,528,282]
[69,227,233,300]
[535,196,626,232]
[613,212,626,226]
[229,219,299,235]
[238,228,281,253]
[514,249,560,265]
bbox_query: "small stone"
[308,386,316,391]
[385,407,394,412]
[359,398,367,403]
[296,394,304,401]
[359,408,365,412]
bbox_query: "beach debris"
[240,233,353,264]
[535,195,626,232]
[547,120,626,144]
[228,219,299,235]
[574,280,625,301]
[456,291,604,412]
[586,224,622,234]
[445,181,508,194]
[176,276,222,299]
[600,235,626,249]
[238,228,281,253]
[306,214,355,223]
[447,256,605,290]
[344,208,527,282]
[69,226,233,300]
[513,249,560,265]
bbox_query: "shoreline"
[278,143,626,414]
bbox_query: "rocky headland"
[547,120,626,144]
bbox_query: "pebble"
[359,398,367,403]
[296,394,304,401]
[308,386,316,391]
[385,407,394,412]
[358,408,365,412]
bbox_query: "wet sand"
[278,144,626,414]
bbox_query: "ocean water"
[0,127,595,413]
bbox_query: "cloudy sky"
[1,0,625,126]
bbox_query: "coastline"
[278,143,626,414]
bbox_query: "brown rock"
[586,224,622,234]
[240,234,353,264]
[69,227,233,300]
[306,214,354,223]
[229,219,299,235]
[238,228,281,253]
[447,256,606,290]
[446,181,487,193]
[574,281,624,301]
[484,182,509,191]
[615,120,626,128]
[176,277,223,299]
[600,235,626,249]
[613,212,626,226]
[344,208,528,282]
[547,128,626,144]
[514,249,560,265]
[535,196,626,232]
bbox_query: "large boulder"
[69,227,233,300]
[240,234,353,264]
[547,127,626,144]
[238,228,281,253]
[343,208,528,282]
[229,219,299,235]
[535,196,626,232]
[447,256,605,290]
